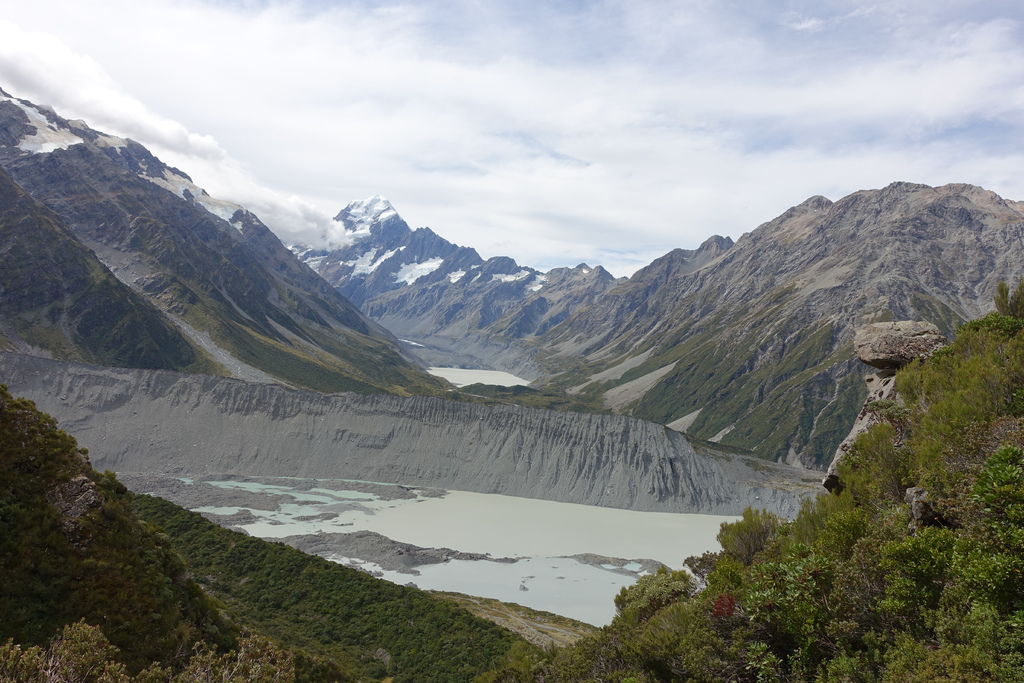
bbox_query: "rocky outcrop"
[0,353,819,517]
[904,486,951,533]
[46,474,102,547]
[821,371,899,492]
[854,322,947,370]
[823,321,948,491]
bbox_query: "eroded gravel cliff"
[0,353,818,516]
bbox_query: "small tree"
[994,278,1024,318]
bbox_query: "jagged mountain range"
[292,197,622,376]
[538,183,1024,467]
[0,88,444,395]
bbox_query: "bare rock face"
[536,183,1023,468]
[904,486,949,533]
[46,474,102,546]
[823,321,947,491]
[854,322,947,370]
[822,371,899,492]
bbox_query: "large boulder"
[854,321,947,370]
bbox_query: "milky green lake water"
[194,480,736,624]
[427,367,531,387]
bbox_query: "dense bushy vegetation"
[483,313,1024,681]
[133,495,519,681]
[0,385,521,680]
[0,620,297,682]
[0,386,234,672]
[994,278,1024,318]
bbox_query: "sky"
[2,0,1023,276]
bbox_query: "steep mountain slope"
[0,167,213,371]
[0,384,235,672]
[539,183,1024,468]
[0,383,523,679]
[0,88,444,395]
[293,197,622,375]
[0,353,820,516]
[133,496,519,681]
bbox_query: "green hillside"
[0,385,233,672]
[487,313,1024,681]
[0,385,522,680]
[132,496,520,681]
[0,167,215,373]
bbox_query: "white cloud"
[0,17,342,248]
[0,2,1022,276]
[783,13,825,32]
[0,20,223,161]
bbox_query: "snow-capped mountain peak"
[334,195,400,237]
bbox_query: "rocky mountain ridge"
[0,166,208,372]
[0,352,819,517]
[0,87,444,395]
[536,182,1024,468]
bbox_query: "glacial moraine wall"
[0,353,819,516]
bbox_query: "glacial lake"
[189,479,736,625]
[427,367,531,387]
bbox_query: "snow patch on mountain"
[493,270,532,283]
[146,169,243,227]
[528,274,548,292]
[304,255,328,270]
[2,95,83,154]
[448,270,467,283]
[342,249,379,274]
[94,132,129,150]
[205,200,242,223]
[395,257,444,285]
[343,247,403,276]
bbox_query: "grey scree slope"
[0,353,818,516]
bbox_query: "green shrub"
[717,507,782,566]
[993,279,1024,319]
[518,316,1024,682]
[614,567,695,624]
